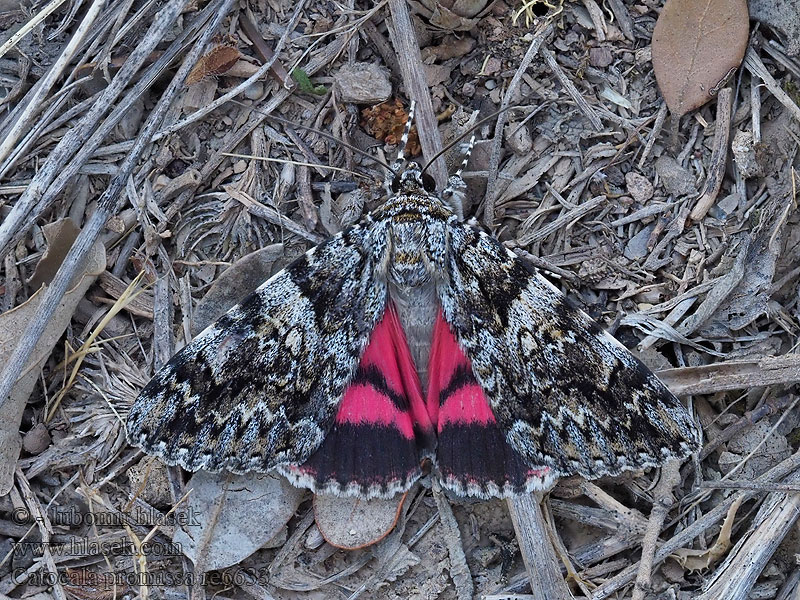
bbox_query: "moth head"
[390,162,437,194]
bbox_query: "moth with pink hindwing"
[127,103,700,499]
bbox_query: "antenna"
[385,100,416,193]
[232,100,396,175]
[419,105,524,176]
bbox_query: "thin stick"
[655,353,800,397]
[744,47,800,122]
[0,0,105,166]
[690,87,733,221]
[540,46,603,131]
[507,494,574,600]
[699,480,800,493]
[631,460,681,600]
[0,0,69,61]
[387,0,447,189]
[590,449,800,599]
[0,0,208,257]
[432,480,474,600]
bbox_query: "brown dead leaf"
[361,99,421,157]
[652,0,749,117]
[314,491,407,549]
[186,44,243,85]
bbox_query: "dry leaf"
[28,218,81,290]
[173,472,304,571]
[314,491,407,549]
[0,218,105,495]
[361,99,421,156]
[186,44,243,85]
[671,496,744,570]
[652,0,749,117]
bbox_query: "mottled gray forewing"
[126,222,387,473]
[438,221,700,479]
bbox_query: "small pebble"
[22,423,51,455]
[625,171,654,203]
[244,82,263,100]
[655,155,697,196]
[505,121,533,155]
[335,62,391,104]
[589,46,614,68]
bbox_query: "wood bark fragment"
[657,353,800,396]
[387,0,447,189]
[690,87,732,221]
[507,493,574,600]
[750,74,761,143]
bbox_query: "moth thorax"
[388,223,437,288]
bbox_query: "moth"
[127,104,700,499]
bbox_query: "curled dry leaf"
[186,44,243,85]
[652,0,749,117]
[314,491,407,549]
[671,495,744,571]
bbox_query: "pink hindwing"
[427,311,553,498]
[281,303,434,498]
